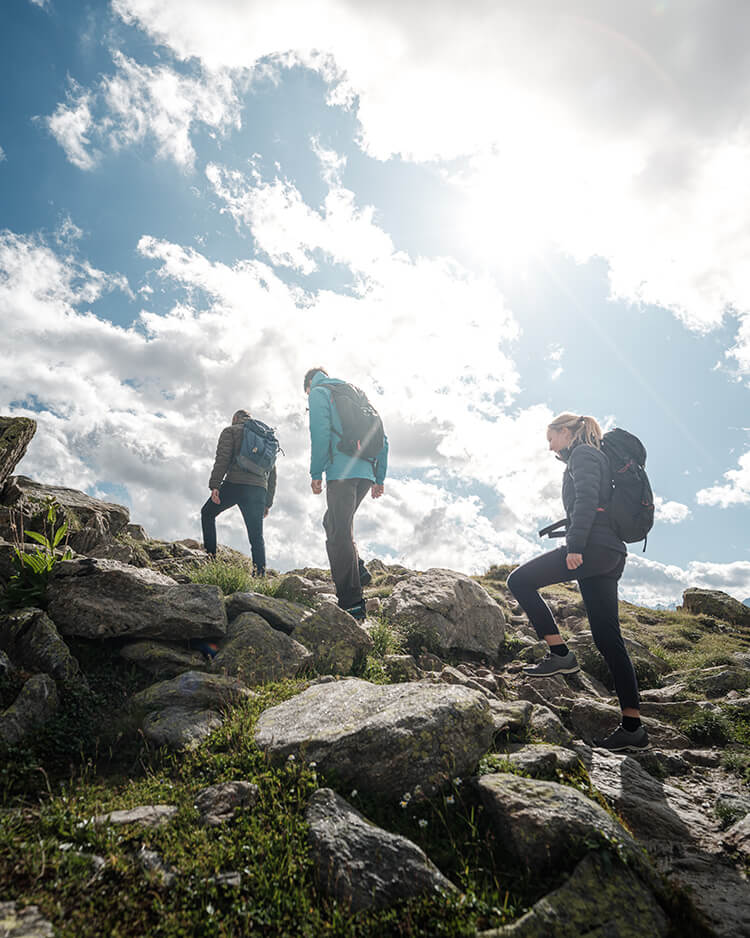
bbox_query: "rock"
[91,805,177,828]
[499,743,581,777]
[0,417,36,491]
[47,559,227,640]
[381,654,420,682]
[681,588,750,626]
[567,633,670,690]
[716,792,750,826]
[436,664,493,696]
[0,608,80,683]
[126,523,148,541]
[382,568,505,658]
[488,699,533,736]
[131,670,253,713]
[632,750,690,778]
[637,698,719,725]
[681,749,723,767]
[194,781,259,826]
[0,476,129,555]
[142,707,223,749]
[528,705,573,747]
[0,650,12,679]
[365,597,381,615]
[225,591,310,633]
[639,684,690,702]
[305,787,456,912]
[274,574,331,604]
[118,640,208,677]
[476,773,642,875]
[0,674,58,745]
[722,815,750,859]
[417,652,445,671]
[0,901,55,938]
[291,604,373,675]
[517,641,548,664]
[477,851,668,938]
[569,699,691,749]
[255,679,494,799]
[213,613,313,684]
[686,667,750,698]
[138,846,177,887]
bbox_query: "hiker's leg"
[200,482,238,555]
[324,479,366,609]
[506,548,573,640]
[579,559,640,713]
[237,484,267,575]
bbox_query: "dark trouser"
[323,478,371,609]
[201,481,267,574]
[507,546,639,711]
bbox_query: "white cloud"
[28,0,50,8]
[624,554,750,607]
[696,450,750,508]
[47,53,242,171]
[0,146,5,163]
[653,496,691,525]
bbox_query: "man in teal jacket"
[304,367,389,620]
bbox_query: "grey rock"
[274,574,331,604]
[92,805,177,828]
[686,667,750,698]
[499,743,581,777]
[381,654,420,682]
[632,750,691,778]
[118,640,208,677]
[142,707,223,749]
[477,851,668,938]
[681,749,723,767]
[0,901,55,938]
[138,846,177,887]
[0,674,58,746]
[126,523,149,541]
[716,792,750,826]
[225,591,310,633]
[291,604,373,674]
[131,670,253,713]
[0,649,12,679]
[0,608,79,683]
[639,683,690,702]
[0,475,129,555]
[365,597,382,615]
[476,773,642,875]
[194,780,259,826]
[638,698,719,725]
[255,679,494,799]
[383,568,505,657]
[47,559,227,640]
[0,417,36,491]
[213,612,313,684]
[528,705,573,747]
[681,588,750,626]
[517,641,548,664]
[212,871,242,888]
[488,699,533,735]
[570,699,691,749]
[567,632,670,690]
[306,787,456,912]
[722,815,750,858]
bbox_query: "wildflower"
[446,795,455,805]
[309,761,317,769]
[401,792,412,803]
[287,754,296,762]
[452,777,462,786]
[206,903,215,915]
[418,818,428,828]
[400,800,409,808]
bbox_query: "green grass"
[188,560,284,597]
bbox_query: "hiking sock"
[622,716,642,732]
[550,643,570,657]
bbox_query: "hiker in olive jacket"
[201,409,277,574]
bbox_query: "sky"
[3,0,750,607]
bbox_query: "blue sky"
[3,0,750,605]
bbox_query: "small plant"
[1,498,72,610]
[369,618,405,657]
[188,559,258,594]
[679,709,733,745]
[398,618,443,658]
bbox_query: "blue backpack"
[236,419,281,475]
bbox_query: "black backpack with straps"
[323,382,385,464]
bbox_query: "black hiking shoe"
[344,603,367,622]
[593,724,650,752]
[358,562,372,587]
[522,651,580,677]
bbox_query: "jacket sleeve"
[208,427,234,490]
[309,386,332,480]
[265,466,277,508]
[565,447,603,554]
[374,433,389,485]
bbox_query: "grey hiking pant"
[323,478,371,609]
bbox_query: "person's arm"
[265,465,277,509]
[308,387,332,482]
[371,433,389,497]
[208,428,234,491]
[566,447,601,556]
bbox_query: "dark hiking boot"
[344,603,367,622]
[523,651,580,677]
[358,561,372,587]
[593,724,650,752]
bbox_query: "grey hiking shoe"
[593,724,650,752]
[522,650,580,677]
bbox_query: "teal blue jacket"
[308,373,389,484]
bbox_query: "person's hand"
[264,507,270,518]
[566,552,583,570]
[211,488,221,505]
[311,479,323,495]
[371,484,384,499]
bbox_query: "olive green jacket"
[208,425,277,507]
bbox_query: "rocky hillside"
[1,417,749,938]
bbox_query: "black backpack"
[600,428,654,549]
[323,382,385,464]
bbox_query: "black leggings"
[506,546,639,711]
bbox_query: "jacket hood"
[310,373,345,390]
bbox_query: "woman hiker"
[506,412,648,752]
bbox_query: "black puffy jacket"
[561,442,626,555]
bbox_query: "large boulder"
[382,568,505,658]
[306,788,456,912]
[686,666,750,698]
[0,673,58,746]
[274,574,334,604]
[194,781,259,827]
[225,592,311,633]
[131,670,253,713]
[0,608,80,683]
[680,588,750,626]
[255,679,494,799]
[118,640,209,677]
[0,476,130,555]
[476,773,642,875]
[213,613,313,684]
[291,604,373,675]
[0,417,36,491]
[47,559,227,640]
[141,707,223,749]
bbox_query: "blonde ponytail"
[548,412,602,449]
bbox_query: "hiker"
[506,413,647,751]
[304,367,389,621]
[201,409,277,575]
